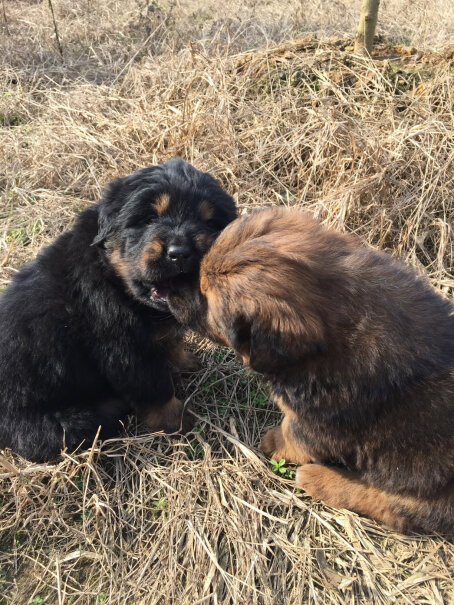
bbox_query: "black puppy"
[0,158,236,462]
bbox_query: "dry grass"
[1,1,454,603]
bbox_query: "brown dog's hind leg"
[261,416,313,465]
[296,464,412,531]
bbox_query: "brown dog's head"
[168,207,352,374]
[93,158,237,312]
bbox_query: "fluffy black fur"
[0,158,236,462]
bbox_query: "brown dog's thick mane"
[200,208,361,373]
[202,208,453,383]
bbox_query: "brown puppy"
[167,207,454,533]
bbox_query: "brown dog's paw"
[296,464,333,501]
[261,426,285,459]
[261,425,313,465]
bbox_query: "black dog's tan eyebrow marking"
[154,193,170,216]
[199,200,214,221]
[140,238,164,271]
[194,232,215,250]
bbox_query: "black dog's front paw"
[167,276,206,331]
[167,293,193,325]
[141,397,194,434]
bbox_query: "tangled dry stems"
[1,1,454,603]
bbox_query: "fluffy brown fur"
[168,207,454,533]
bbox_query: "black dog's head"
[93,158,237,311]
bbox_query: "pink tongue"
[151,285,169,300]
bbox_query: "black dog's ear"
[91,177,126,247]
[225,313,325,376]
[92,165,166,247]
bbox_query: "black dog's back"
[0,211,131,461]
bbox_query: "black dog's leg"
[132,369,194,434]
[99,350,194,434]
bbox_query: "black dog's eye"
[124,214,152,230]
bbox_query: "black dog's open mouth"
[150,282,170,304]
[147,273,198,309]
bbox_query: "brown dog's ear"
[225,313,325,375]
[224,314,252,358]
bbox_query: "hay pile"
[0,1,453,603]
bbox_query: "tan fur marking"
[141,396,184,433]
[272,395,296,417]
[168,340,200,372]
[194,232,215,251]
[199,200,214,221]
[110,247,130,281]
[154,192,170,216]
[139,238,163,271]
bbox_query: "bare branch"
[47,0,64,60]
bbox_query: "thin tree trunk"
[354,0,380,55]
[47,0,64,60]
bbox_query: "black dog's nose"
[167,244,192,262]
